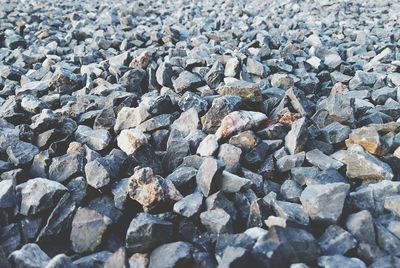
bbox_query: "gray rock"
[196,134,219,157]
[73,251,112,268]
[70,207,112,254]
[45,254,75,268]
[114,105,151,133]
[346,144,393,181]
[285,117,308,154]
[104,248,126,268]
[196,157,224,197]
[49,152,84,182]
[6,141,39,165]
[117,129,148,155]
[318,255,366,268]
[217,143,242,173]
[125,213,173,253]
[300,183,350,223]
[173,192,203,217]
[74,125,111,151]
[318,225,357,255]
[111,178,129,210]
[384,195,400,217]
[172,71,203,93]
[276,152,305,172]
[306,149,343,170]
[0,179,16,209]
[19,178,67,216]
[346,126,389,156]
[320,122,351,144]
[148,242,192,268]
[345,210,376,245]
[156,62,173,88]
[8,243,50,268]
[178,91,208,113]
[200,208,232,233]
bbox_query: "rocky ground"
[0,0,400,267]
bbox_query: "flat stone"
[173,192,203,217]
[114,105,151,133]
[215,111,267,139]
[306,149,343,170]
[49,152,84,182]
[196,134,219,157]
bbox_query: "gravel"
[0,0,400,266]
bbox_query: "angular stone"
[74,125,111,151]
[117,129,148,155]
[306,149,343,170]
[114,105,151,133]
[217,144,242,173]
[217,78,263,102]
[196,134,219,157]
[8,243,50,268]
[162,140,190,173]
[346,144,393,180]
[300,183,350,223]
[320,122,351,144]
[19,178,67,216]
[346,210,376,245]
[276,152,305,172]
[0,179,15,209]
[215,111,267,139]
[70,207,111,254]
[73,251,112,268]
[285,117,308,154]
[156,62,173,88]
[384,195,400,217]
[200,208,232,233]
[201,96,241,133]
[178,91,208,113]
[172,71,203,93]
[196,158,224,197]
[6,141,39,166]
[93,107,116,130]
[148,242,192,268]
[173,192,203,217]
[318,225,357,255]
[49,152,84,182]
[125,213,173,253]
[346,127,389,156]
[318,255,366,268]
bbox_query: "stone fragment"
[173,192,203,217]
[6,141,39,165]
[200,208,232,233]
[215,111,267,139]
[217,78,263,102]
[196,158,224,197]
[117,129,148,155]
[172,71,203,93]
[70,207,112,254]
[74,125,111,151]
[148,242,192,268]
[346,144,393,180]
[318,225,357,255]
[300,183,350,223]
[125,213,173,253]
[285,117,308,154]
[345,127,389,156]
[8,244,50,268]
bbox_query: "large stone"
[8,243,50,268]
[74,125,111,151]
[346,144,393,181]
[125,213,173,253]
[300,183,350,223]
[200,208,232,233]
[6,141,39,165]
[345,127,389,156]
[172,71,203,93]
[117,129,148,155]
[49,152,84,182]
[215,111,267,139]
[114,105,151,133]
[19,178,67,216]
[70,207,112,254]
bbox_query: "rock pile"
[0,0,400,267]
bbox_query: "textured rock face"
[1,0,400,267]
